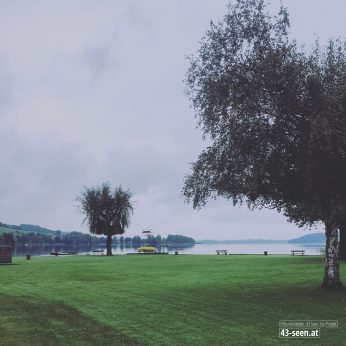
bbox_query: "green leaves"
[184,0,346,227]
[77,183,133,237]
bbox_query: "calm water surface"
[178,243,324,255]
[13,242,325,256]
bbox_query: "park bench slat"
[216,250,228,255]
[290,250,305,256]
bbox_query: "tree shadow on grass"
[0,295,143,346]
[146,284,346,345]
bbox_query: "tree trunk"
[339,225,346,261]
[322,220,343,289]
[106,234,113,256]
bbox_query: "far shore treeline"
[0,222,195,247]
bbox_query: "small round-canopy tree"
[183,0,346,288]
[78,183,133,256]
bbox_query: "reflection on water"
[176,243,324,255]
[12,242,325,256]
[13,245,94,257]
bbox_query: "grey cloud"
[0,65,13,113]
[0,0,343,239]
[83,46,111,79]
[0,128,95,227]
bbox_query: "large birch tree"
[183,0,346,288]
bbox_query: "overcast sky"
[0,0,345,240]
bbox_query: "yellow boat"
[137,246,157,253]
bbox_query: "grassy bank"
[0,255,345,345]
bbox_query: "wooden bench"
[92,250,104,255]
[50,252,70,256]
[216,250,228,255]
[291,250,305,256]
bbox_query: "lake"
[173,243,324,255]
[12,242,325,256]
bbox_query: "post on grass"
[0,246,12,264]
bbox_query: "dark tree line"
[109,234,195,246]
[165,235,195,244]
[0,222,22,231]
[0,230,195,248]
[0,231,103,247]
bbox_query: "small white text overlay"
[279,328,320,338]
[278,320,338,338]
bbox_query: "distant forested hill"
[19,224,61,235]
[165,235,195,244]
[0,222,195,247]
[0,223,104,246]
[0,222,22,231]
[288,233,325,243]
[0,226,16,235]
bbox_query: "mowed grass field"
[1,255,346,345]
[0,227,16,234]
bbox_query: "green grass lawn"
[0,227,16,234]
[0,255,346,345]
